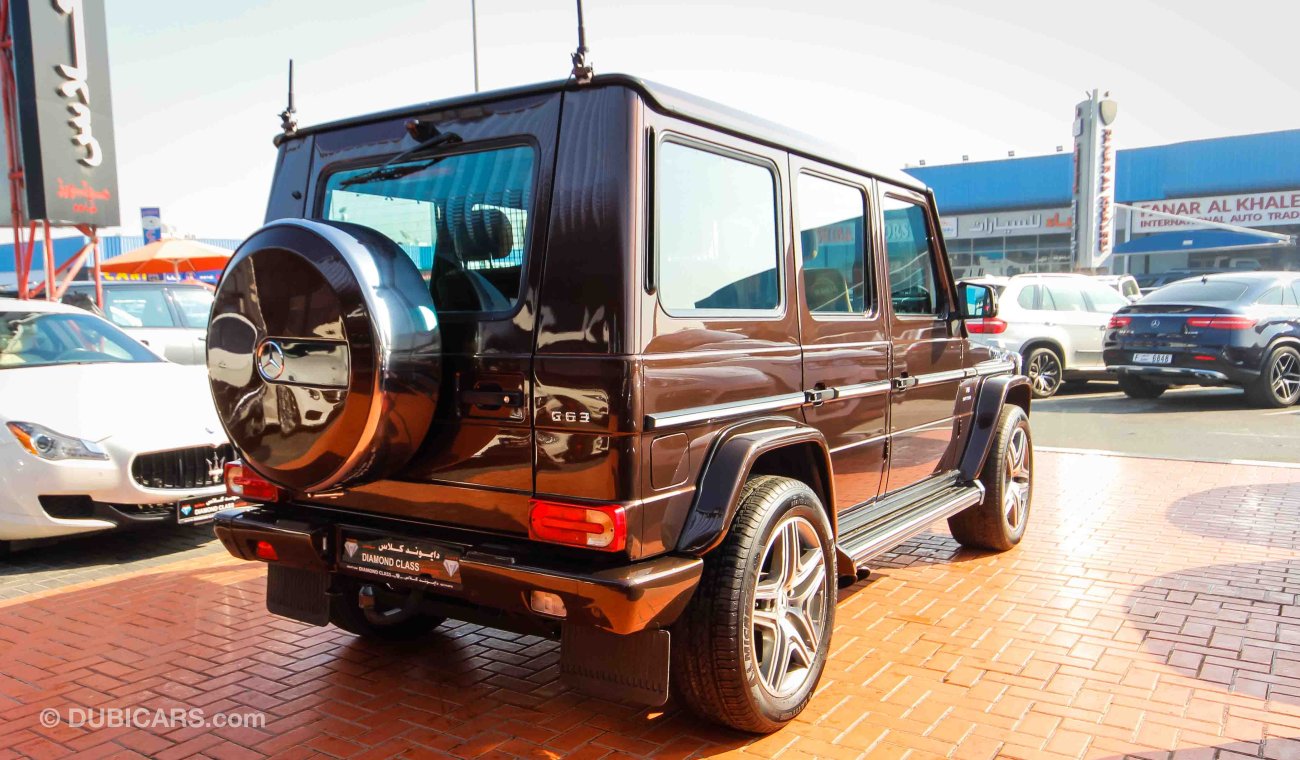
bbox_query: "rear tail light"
[1194,355,1217,362]
[224,461,282,502]
[966,318,1007,334]
[1107,315,1132,329]
[528,499,627,552]
[253,540,279,561]
[1186,316,1256,330]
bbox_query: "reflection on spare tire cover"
[207,219,440,492]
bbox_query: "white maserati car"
[0,298,238,547]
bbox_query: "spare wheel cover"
[207,219,440,492]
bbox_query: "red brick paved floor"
[2,452,1300,759]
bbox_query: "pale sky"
[100,0,1300,239]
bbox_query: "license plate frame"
[176,494,245,525]
[1132,352,1174,365]
[338,531,464,591]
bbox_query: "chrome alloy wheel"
[1271,352,1300,402]
[1003,426,1031,530]
[1027,351,1061,396]
[750,515,828,698]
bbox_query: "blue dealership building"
[905,129,1300,279]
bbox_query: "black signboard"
[8,0,119,226]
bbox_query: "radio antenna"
[570,0,593,84]
[279,59,298,136]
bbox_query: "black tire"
[328,575,445,641]
[1117,373,1166,399]
[948,405,1032,552]
[671,476,836,733]
[1247,346,1300,409]
[1023,347,1064,399]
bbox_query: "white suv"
[962,273,1131,398]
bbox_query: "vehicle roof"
[287,73,928,193]
[0,297,82,314]
[1184,271,1298,284]
[65,280,209,289]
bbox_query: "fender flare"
[675,421,832,555]
[958,374,1032,481]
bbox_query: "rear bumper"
[1107,365,1232,384]
[213,507,703,635]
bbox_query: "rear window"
[320,145,535,314]
[102,286,174,328]
[1144,280,1250,304]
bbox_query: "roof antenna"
[570,0,593,84]
[279,59,298,136]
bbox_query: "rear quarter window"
[656,140,781,315]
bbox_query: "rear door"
[308,92,562,536]
[1041,281,1108,369]
[792,159,889,511]
[880,187,964,494]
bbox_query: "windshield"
[0,311,160,368]
[1143,280,1251,304]
[170,287,215,328]
[320,145,536,314]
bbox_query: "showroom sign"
[940,207,1093,240]
[4,0,120,226]
[1131,190,1300,232]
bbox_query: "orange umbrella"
[99,239,233,276]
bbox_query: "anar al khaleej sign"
[1131,190,1300,232]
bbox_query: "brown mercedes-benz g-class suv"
[207,74,1031,733]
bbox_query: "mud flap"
[266,564,331,626]
[560,625,670,706]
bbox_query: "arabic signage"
[939,208,1089,240]
[1131,190,1300,232]
[1070,90,1118,270]
[6,0,120,226]
[340,531,463,591]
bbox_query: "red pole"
[90,227,102,307]
[0,0,28,299]
[42,220,52,300]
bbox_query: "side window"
[1123,279,1141,298]
[1082,284,1130,313]
[657,140,780,314]
[1044,283,1087,312]
[1290,282,1300,306]
[797,173,869,315]
[1017,285,1038,310]
[883,196,941,316]
[1256,287,1284,306]
[102,287,175,328]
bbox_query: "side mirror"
[958,282,998,320]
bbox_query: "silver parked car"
[962,273,1131,398]
[63,281,214,365]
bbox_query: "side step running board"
[837,480,985,564]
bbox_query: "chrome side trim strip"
[912,369,969,387]
[974,359,1017,376]
[829,433,887,454]
[645,392,806,431]
[891,417,955,437]
[835,380,892,399]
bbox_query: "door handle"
[892,375,918,391]
[805,387,837,406]
[461,389,525,408]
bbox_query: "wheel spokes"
[751,514,829,698]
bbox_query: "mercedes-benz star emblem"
[256,340,286,381]
[1151,319,1161,327]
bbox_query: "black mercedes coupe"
[1103,272,1300,407]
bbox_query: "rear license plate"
[1132,353,1173,365]
[176,494,244,524]
[339,532,463,591]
